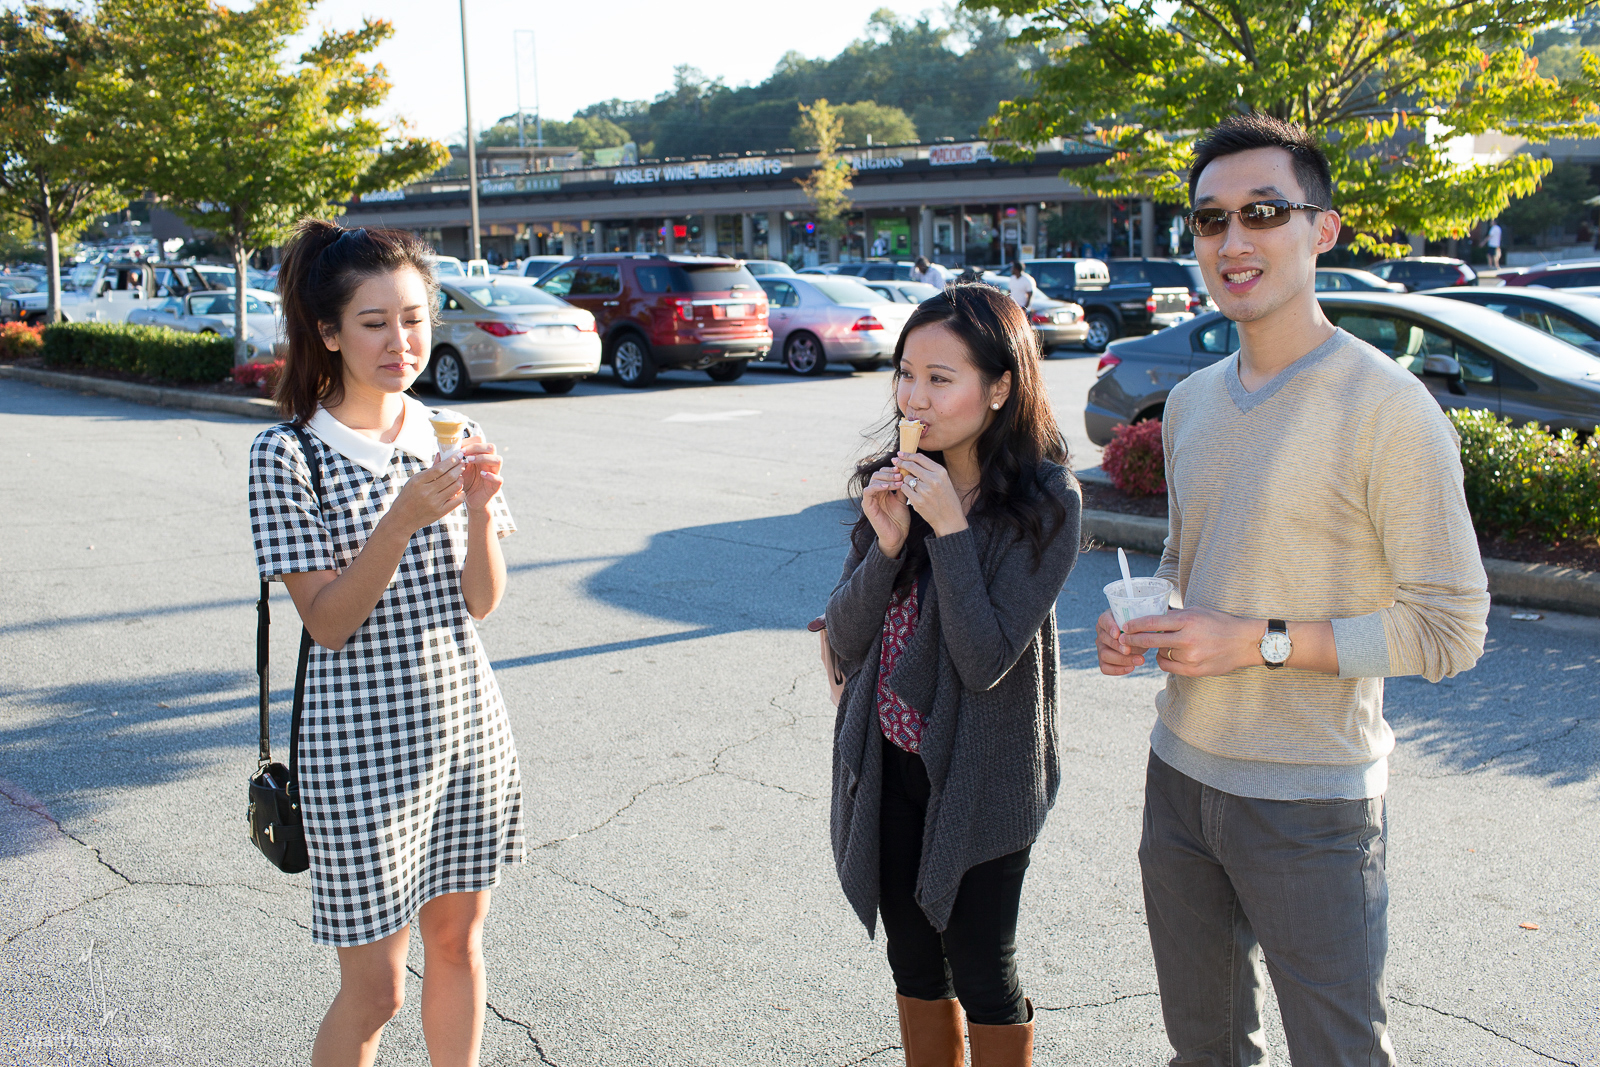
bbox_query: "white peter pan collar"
[305,394,450,475]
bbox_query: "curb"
[0,364,277,419]
[1081,507,1600,619]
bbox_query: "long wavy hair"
[850,283,1074,592]
[272,219,440,424]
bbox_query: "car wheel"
[1083,314,1116,353]
[785,332,827,376]
[706,360,747,382]
[539,377,577,395]
[850,360,883,373]
[432,348,474,400]
[610,333,658,388]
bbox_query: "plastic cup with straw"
[1104,546,1173,632]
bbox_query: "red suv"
[536,254,771,387]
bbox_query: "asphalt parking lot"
[1,352,1597,1066]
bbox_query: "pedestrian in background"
[1005,260,1036,311]
[911,255,950,289]
[826,285,1082,1066]
[1486,218,1503,268]
[1099,114,1488,1066]
[249,220,523,1067]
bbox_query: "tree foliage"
[85,0,447,364]
[967,0,1600,255]
[0,5,129,321]
[566,10,1041,159]
[789,100,917,149]
[1500,161,1598,243]
[477,112,632,152]
[796,100,854,241]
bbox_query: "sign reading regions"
[928,142,996,166]
[613,158,785,185]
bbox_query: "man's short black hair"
[1189,113,1334,211]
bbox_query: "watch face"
[1261,631,1293,664]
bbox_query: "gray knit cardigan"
[825,466,1081,935]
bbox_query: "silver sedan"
[422,278,602,399]
[127,288,284,359]
[754,275,915,375]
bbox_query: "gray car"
[1084,293,1600,445]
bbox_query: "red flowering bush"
[1101,418,1166,497]
[231,358,284,397]
[0,321,43,361]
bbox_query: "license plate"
[535,325,573,339]
[719,304,749,319]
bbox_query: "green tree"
[0,5,129,322]
[790,100,916,148]
[88,0,448,365]
[478,112,633,153]
[1500,161,1599,245]
[967,0,1600,255]
[795,100,854,242]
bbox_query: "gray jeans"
[1139,752,1397,1067]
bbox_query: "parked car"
[419,277,602,399]
[188,264,272,291]
[797,264,846,275]
[1421,285,1600,358]
[754,274,914,375]
[831,261,917,281]
[742,259,796,276]
[16,260,161,323]
[1315,267,1406,293]
[1027,257,1193,352]
[862,280,941,304]
[510,255,571,281]
[1365,257,1476,289]
[1085,293,1600,445]
[536,253,770,387]
[430,255,466,279]
[1500,260,1600,289]
[127,288,283,359]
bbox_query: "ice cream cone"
[429,409,468,458]
[898,418,925,455]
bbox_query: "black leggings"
[878,741,1032,1026]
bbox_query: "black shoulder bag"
[247,425,322,874]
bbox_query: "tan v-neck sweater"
[1150,329,1489,800]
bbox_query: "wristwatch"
[1259,620,1292,669]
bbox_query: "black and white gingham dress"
[248,406,524,946]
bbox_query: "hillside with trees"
[469,8,1046,161]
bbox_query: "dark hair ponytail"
[273,218,440,423]
[849,283,1074,591]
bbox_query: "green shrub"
[1102,418,1166,496]
[1450,408,1600,543]
[41,321,233,384]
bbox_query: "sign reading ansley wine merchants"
[613,158,785,185]
[928,142,996,166]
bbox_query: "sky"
[286,0,946,145]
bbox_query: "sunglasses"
[1185,199,1325,237]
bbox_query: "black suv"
[1367,257,1477,290]
[833,262,916,281]
[1029,257,1207,352]
[537,254,772,387]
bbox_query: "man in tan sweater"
[1096,115,1489,1065]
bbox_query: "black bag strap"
[256,424,324,800]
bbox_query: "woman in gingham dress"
[248,220,522,1067]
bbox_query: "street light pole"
[458,0,481,261]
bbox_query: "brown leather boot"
[896,993,966,1067]
[966,998,1033,1067]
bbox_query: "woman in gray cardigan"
[826,285,1081,1066]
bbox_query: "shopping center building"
[336,139,1181,268]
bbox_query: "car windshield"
[808,278,890,305]
[455,280,566,308]
[897,282,940,300]
[0,275,39,293]
[189,293,274,314]
[432,258,465,277]
[634,263,758,292]
[63,264,98,291]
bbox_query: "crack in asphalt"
[839,1045,900,1065]
[1390,994,1580,1065]
[1034,990,1160,1012]
[407,960,562,1067]
[537,864,684,951]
